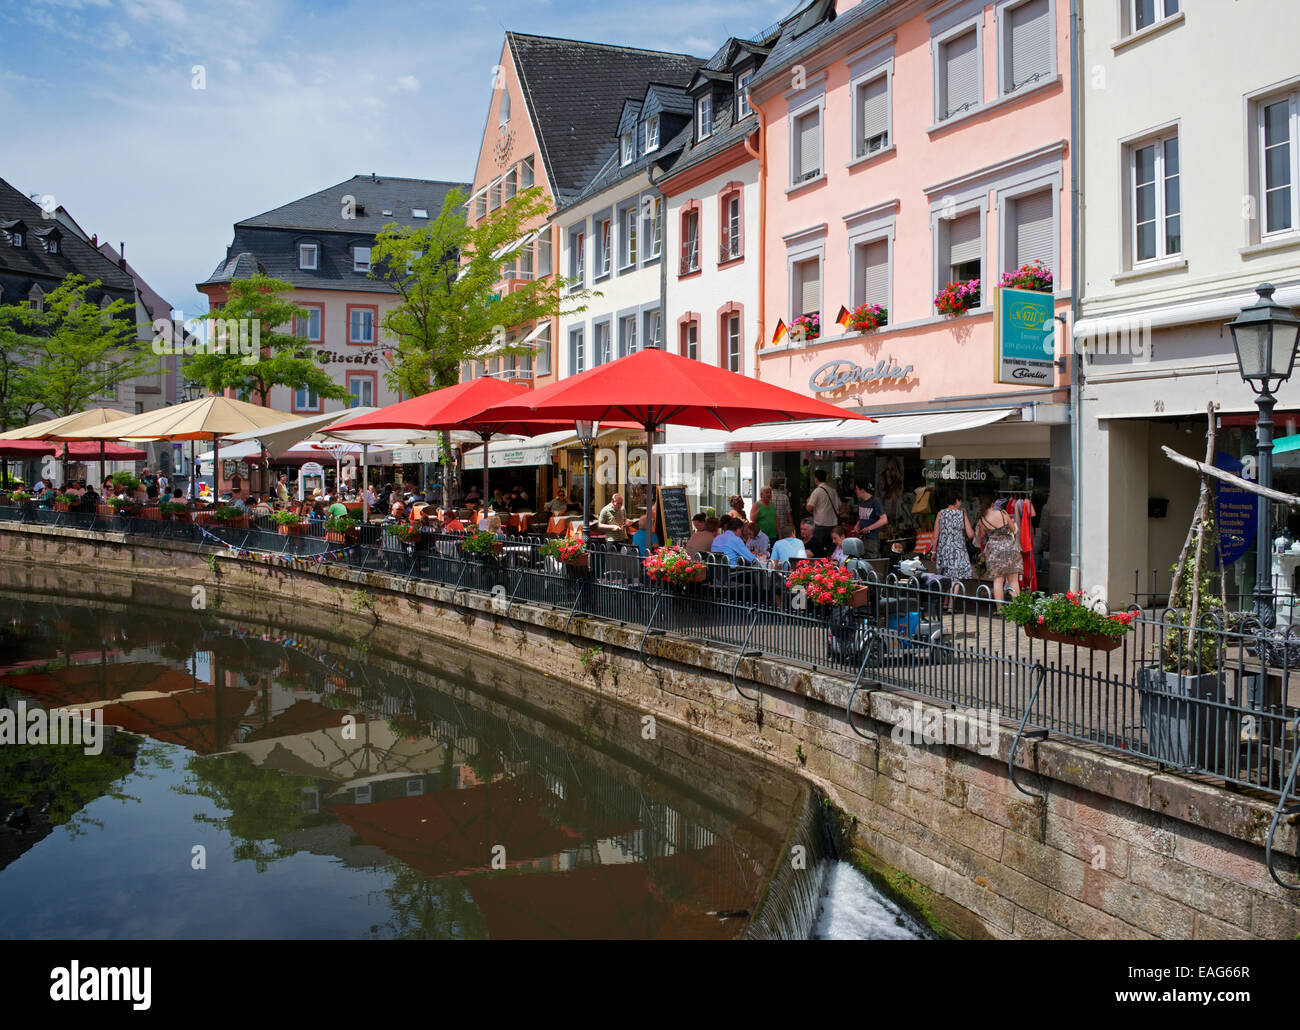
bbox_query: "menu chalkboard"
[655,485,691,544]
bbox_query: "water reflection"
[0,596,800,939]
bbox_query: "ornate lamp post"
[1227,284,1300,622]
[574,419,600,541]
[182,380,203,500]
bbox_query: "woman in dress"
[933,494,974,613]
[976,499,1022,602]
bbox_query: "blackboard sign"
[656,485,691,544]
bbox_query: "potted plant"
[541,538,588,569]
[212,505,250,529]
[324,513,359,544]
[999,260,1053,294]
[642,544,706,586]
[1137,510,1226,769]
[1003,591,1135,651]
[160,501,190,522]
[7,491,31,507]
[53,495,72,512]
[934,278,981,316]
[461,529,502,559]
[270,510,306,535]
[107,496,138,516]
[784,558,868,607]
[846,302,888,334]
[110,472,141,494]
[383,522,423,554]
[789,313,820,343]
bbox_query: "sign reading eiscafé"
[809,357,914,392]
[994,287,1055,385]
[317,349,383,366]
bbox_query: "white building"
[1073,0,1300,606]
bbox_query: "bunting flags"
[770,319,788,346]
[835,305,852,330]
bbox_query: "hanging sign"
[994,287,1056,384]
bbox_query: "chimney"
[91,234,97,248]
[118,241,125,268]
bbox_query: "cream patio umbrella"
[62,396,298,502]
[0,407,137,486]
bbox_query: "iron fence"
[4,504,1300,815]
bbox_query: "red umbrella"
[0,440,148,460]
[473,348,873,529]
[328,378,580,502]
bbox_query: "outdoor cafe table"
[507,511,534,533]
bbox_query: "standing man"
[597,492,630,543]
[769,478,793,536]
[805,468,840,558]
[854,482,888,558]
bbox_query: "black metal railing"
[5,505,1300,806]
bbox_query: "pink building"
[745,0,1073,586]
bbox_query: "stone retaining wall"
[3,523,1299,939]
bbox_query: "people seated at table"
[631,515,659,556]
[464,484,482,506]
[685,515,718,558]
[307,499,328,522]
[491,488,507,509]
[769,523,808,567]
[546,488,569,515]
[484,513,505,539]
[744,520,770,559]
[440,509,465,532]
[228,486,248,511]
[144,485,161,508]
[597,493,630,543]
[326,495,348,519]
[799,518,815,550]
[711,516,756,566]
[249,493,272,517]
[830,524,847,562]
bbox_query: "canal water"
[0,593,923,940]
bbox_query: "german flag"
[835,305,852,330]
[770,319,788,346]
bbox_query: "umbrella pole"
[213,436,219,504]
[645,422,657,541]
[481,432,490,509]
[362,444,369,521]
[99,440,105,490]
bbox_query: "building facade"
[1074,0,1300,606]
[198,174,466,416]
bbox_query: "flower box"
[1024,622,1122,652]
[96,503,118,517]
[325,530,354,544]
[934,278,981,317]
[278,522,307,536]
[53,500,71,512]
[140,508,162,521]
[564,553,589,569]
[848,585,869,608]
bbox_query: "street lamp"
[574,419,600,541]
[182,381,204,499]
[1228,283,1300,623]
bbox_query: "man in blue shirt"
[711,517,756,567]
[770,523,808,567]
[631,515,660,556]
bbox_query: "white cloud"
[395,74,420,93]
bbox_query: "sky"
[1,0,797,323]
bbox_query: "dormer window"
[621,131,635,166]
[736,70,753,120]
[47,236,59,255]
[353,246,371,273]
[354,204,366,216]
[299,243,318,270]
[697,94,713,141]
[412,208,428,218]
[11,231,23,249]
[644,115,659,153]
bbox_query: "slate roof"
[506,32,708,204]
[0,177,134,297]
[236,174,466,234]
[748,0,900,95]
[198,174,468,294]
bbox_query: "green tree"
[0,303,41,435]
[18,275,158,419]
[187,272,346,407]
[369,186,596,504]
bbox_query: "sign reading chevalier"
[994,287,1055,385]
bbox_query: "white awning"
[656,408,1020,455]
[520,321,549,346]
[491,229,538,262]
[463,429,573,470]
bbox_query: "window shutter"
[947,212,981,266]
[860,240,889,309]
[1011,189,1053,273]
[1007,0,1051,91]
[797,111,820,178]
[942,29,979,117]
[860,76,889,150]
[798,259,820,315]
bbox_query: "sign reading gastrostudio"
[809,357,914,392]
[995,287,1056,385]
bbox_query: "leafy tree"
[369,186,596,504]
[16,275,157,420]
[0,304,41,439]
[187,272,346,407]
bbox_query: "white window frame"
[697,94,713,141]
[644,115,659,153]
[1123,0,1179,36]
[521,155,534,189]
[594,318,613,365]
[597,217,612,278]
[294,386,320,411]
[995,0,1056,99]
[723,193,741,260]
[535,324,552,375]
[851,66,892,161]
[928,196,988,310]
[620,204,638,269]
[1255,88,1300,241]
[499,89,511,125]
[785,229,825,330]
[570,326,585,374]
[683,320,699,360]
[725,313,741,372]
[642,194,663,260]
[736,69,754,120]
[353,246,371,273]
[1125,129,1181,267]
[504,168,517,201]
[995,175,1060,280]
[789,98,824,186]
[568,227,584,290]
[295,306,322,342]
[681,209,700,273]
[346,374,374,408]
[931,10,985,125]
[299,243,318,270]
[845,204,897,321]
[621,131,635,166]
[619,312,638,357]
[349,308,375,344]
[643,307,662,349]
